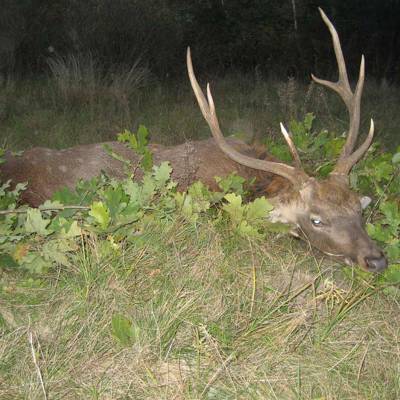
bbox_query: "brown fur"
[1,138,280,207]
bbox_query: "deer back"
[1,138,285,207]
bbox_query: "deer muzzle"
[363,254,388,273]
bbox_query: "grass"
[1,69,400,152]
[0,216,399,399]
[0,66,400,398]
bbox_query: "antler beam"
[312,7,374,176]
[187,47,308,186]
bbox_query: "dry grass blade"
[28,330,47,400]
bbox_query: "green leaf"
[222,193,244,224]
[123,180,141,204]
[20,253,52,274]
[386,243,400,262]
[141,149,153,171]
[39,200,64,213]
[25,209,50,236]
[303,112,315,131]
[0,148,5,164]
[374,161,394,181]
[366,223,393,243]
[153,162,172,189]
[215,173,246,195]
[49,217,82,238]
[62,220,82,238]
[316,162,334,178]
[104,186,127,219]
[380,264,400,285]
[323,137,345,158]
[89,201,110,229]
[380,201,399,227]
[137,124,149,150]
[42,240,72,267]
[175,187,211,222]
[268,143,292,163]
[224,193,242,207]
[177,193,196,221]
[111,314,135,346]
[187,182,212,212]
[0,253,18,269]
[246,197,273,224]
[52,186,80,206]
[392,152,400,164]
[238,220,262,238]
[118,129,138,149]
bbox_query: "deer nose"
[365,255,388,272]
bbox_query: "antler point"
[280,122,288,136]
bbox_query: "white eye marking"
[311,218,322,227]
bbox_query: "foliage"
[360,150,400,286]
[102,126,154,178]
[0,120,399,290]
[0,141,275,274]
[0,148,5,165]
[351,145,400,285]
[117,125,153,171]
[0,160,170,274]
[222,194,273,239]
[264,112,344,176]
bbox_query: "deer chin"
[321,250,352,266]
[344,257,354,267]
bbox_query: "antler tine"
[187,47,308,186]
[331,119,374,176]
[279,123,302,169]
[312,8,352,104]
[312,8,368,174]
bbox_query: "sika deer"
[1,8,387,272]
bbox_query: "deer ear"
[360,196,372,209]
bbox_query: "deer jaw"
[268,177,387,273]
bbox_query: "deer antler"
[312,8,374,176]
[187,47,309,186]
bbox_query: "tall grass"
[1,65,399,151]
[47,53,150,111]
[47,53,102,106]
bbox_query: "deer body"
[1,8,388,272]
[1,138,287,207]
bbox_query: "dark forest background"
[1,0,400,82]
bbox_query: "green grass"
[0,216,399,399]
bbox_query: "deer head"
[187,8,387,273]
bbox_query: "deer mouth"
[342,254,388,273]
[321,252,388,273]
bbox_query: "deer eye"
[311,218,323,227]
